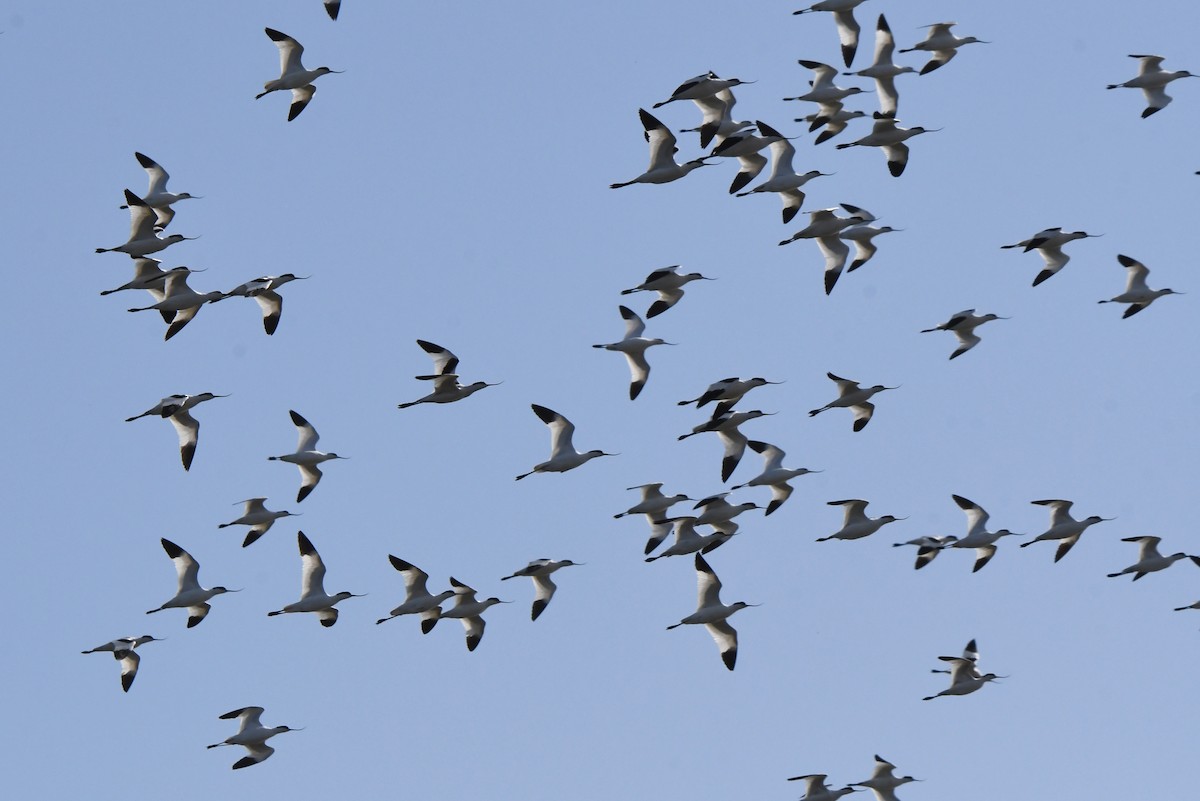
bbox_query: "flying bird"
[731,440,821,515]
[1001,227,1101,286]
[945,494,1021,572]
[1098,254,1183,318]
[218,497,299,547]
[611,109,712,188]
[677,409,774,482]
[677,376,782,419]
[125,392,228,471]
[735,136,832,224]
[785,59,866,105]
[708,121,790,193]
[923,653,1003,700]
[267,532,364,625]
[817,499,904,541]
[844,14,916,117]
[146,538,238,627]
[850,754,922,801]
[376,555,455,630]
[81,635,162,692]
[920,309,1009,359]
[441,578,508,651]
[644,516,738,562]
[207,707,302,770]
[615,483,693,555]
[1106,54,1196,117]
[216,273,309,335]
[800,101,869,144]
[97,190,197,258]
[809,372,896,430]
[778,207,868,293]
[898,22,989,75]
[666,554,758,671]
[121,152,200,230]
[592,305,675,400]
[785,774,860,801]
[1106,536,1200,581]
[268,410,347,502]
[893,536,958,570]
[652,71,752,108]
[257,28,343,121]
[1020,499,1113,561]
[515,405,615,480]
[125,269,226,340]
[620,265,714,317]
[793,0,870,67]
[841,222,901,272]
[501,559,582,621]
[835,115,939,176]
[397,340,498,407]
[678,88,753,149]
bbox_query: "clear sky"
[5,1,1199,797]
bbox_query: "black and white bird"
[376,556,455,631]
[398,339,500,408]
[835,115,939,176]
[620,265,715,318]
[268,410,347,502]
[666,554,759,671]
[1001,227,1101,286]
[844,14,916,117]
[97,190,197,258]
[1106,54,1196,117]
[793,0,870,67]
[257,28,343,121]
[920,309,1009,359]
[125,392,228,471]
[899,22,989,75]
[678,88,753,149]
[441,578,509,651]
[652,71,752,108]
[731,440,821,515]
[735,135,832,224]
[146,538,237,627]
[1020,499,1113,561]
[207,707,302,770]
[841,221,901,272]
[217,273,308,335]
[218,497,299,548]
[501,559,582,621]
[268,532,364,626]
[785,774,860,801]
[945,494,1021,572]
[708,121,790,194]
[1106,536,1200,581]
[809,372,896,430]
[125,269,226,340]
[1098,254,1184,318]
[893,536,958,570]
[817,499,904,541]
[121,152,200,230]
[778,207,868,293]
[923,644,1003,701]
[785,59,866,105]
[593,305,675,400]
[81,635,162,692]
[677,377,782,419]
[615,484,693,555]
[611,109,713,188]
[850,754,922,801]
[645,516,738,562]
[515,405,616,480]
[678,409,774,482]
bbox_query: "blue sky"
[5,1,1199,797]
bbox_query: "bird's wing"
[640,108,679,171]
[266,28,305,75]
[162,538,200,592]
[850,400,875,431]
[706,619,739,670]
[298,533,327,598]
[288,85,316,122]
[695,554,724,607]
[389,555,432,599]
[416,339,460,375]
[531,404,575,459]
[1117,254,1151,292]
[953,495,990,536]
[169,410,200,471]
[290,410,320,451]
[619,305,646,339]
[297,464,324,502]
[252,290,283,335]
[119,650,141,692]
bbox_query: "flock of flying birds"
[77,0,1197,791]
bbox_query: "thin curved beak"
[485,381,504,386]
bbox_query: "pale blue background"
[3,1,1197,797]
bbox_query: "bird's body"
[809,371,895,430]
[920,309,1008,359]
[218,497,298,547]
[501,559,580,620]
[268,410,346,502]
[1107,536,1200,580]
[593,306,674,400]
[398,339,498,407]
[1001,227,1101,286]
[923,655,1002,700]
[1098,254,1183,318]
[125,392,227,471]
[515,405,615,479]
[267,532,363,625]
[899,22,989,75]
[731,440,820,515]
[850,754,920,801]
[81,635,161,692]
[946,494,1020,572]
[97,190,197,258]
[257,28,342,120]
[1106,54,1196,117]
[1020,499,1112,561]
[620,265,714,317]
[441,578,507,651]
[653,71,751,108]
[835,116,937,176]
[611,109,712,188]
[817,499,903,541]
[893,535,958,569]
[146,538,236,627]
[845,15,915,117]
[666,554,758,670]
[207,707,300,770]
[217,273,308,335]
[376,556,455,630]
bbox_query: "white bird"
[218,497,299,548]
[923,654,1003,700]
[709,121,790,194]
[817,499,904,541]
[1020,499,1113,561]
[677,376,783,419]
[593,305,675,400]
[620,264,715,318]
[99,260,198,303]
[678,409,774,482]
[1107,536,1200,581]
[216,273,309,335]
[850,755,921,801]
[809,372,897,431]
[146,538,237,627]
[376,555,455,630]
[398,339,499,407]
[690,492,763,527]
[898,22,989,75]
[735,135,832,224]
[835,115,938,176]
[1098,254,1184,318]
[441,578,509,651]
[120,152,200,230]
[1107,54,1197,117]
[731,440,821,516]
[268,410,347,502]
[778,207,868,294]
[257,28,342,121]
[679,88,754,149]
[946,494,1021,572]
[125,392,228,471]
[323,0,341,20]
[793,0,870,67]
[515,404,616,480]
[920,309,1008,360]
[611,108,713,189]
[652,71,752,108]
[645,516,737,562]
[931,638,980,675]
[207,707,302,770]
[81,635,162,692]
[786,774,861,801]
[893,535,958,570]
[800,100,869,144]
[615,483,693,555]
[841,223,900,272]
[268,532,364,625]
[125,269,226,341]
[97,190,197,258]
[786,59,866,105]
[1001,227,1101,286]
[667,554,758,671]
[844,14,916,117]
[501,559,582,621]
